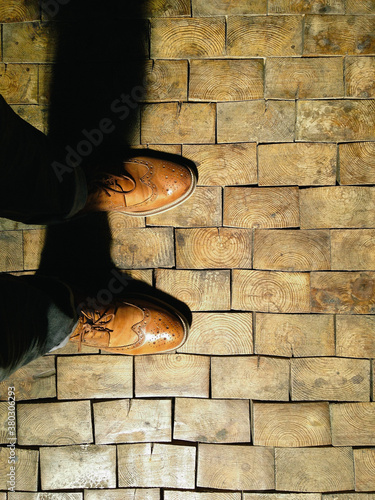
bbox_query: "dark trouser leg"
[0,273,77,381]
[0,95,87,225]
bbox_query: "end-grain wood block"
[255,313,335,357]
[300,187,375,229]
[197,444,274,490]
[311,272,375,314]
[8,494,83,499]
[269,0,344,13]
[174,398,250,443]
[336,315,375,358]
[182,143,257,186]
[211,356,289,400]
[0,0,40,22]
[178,312,253,355]
[0,447,38,491]
[258,143,336,186]
[275,447,354,492]
[254,229,330,271]
[345,57,375,98]
[108,211,145,231]
[0,63,38,103]
[147,186,222,227]
[84,490,159,500]
[166,493,241,500]
[291,357,370,401]
[0,401,14,444]
[143,60,187,101]
[135,354,209,397]
[0,230,23,272]
[332,229,375,270]
[17,401,92,446]
[224,187,299,229]
[111,227,174,269]
[140,0,190,17]
[190,59,264,101]
[23,229,46,270]
[218,100,295,143]
[354,449,375,491]
[323,495,375,500]
[142,102,215,144]
[0,356,56,401]
[227,16,302,57]
[297,100,375,142]
[245,495,321,500]
[151,17,225,58]
[253,402,331,447]
[118,443,196,489]
[331,403,375,446]
[155,269,231,310]
[304,15,375,55]
[3,22,58,63]
[11,104,48,133]
[40,445,116,490]
[232,270,310,313]
[38,63,53,104]
[266,57,343,99]
[176,228,252,269]
[339,142,375,185]
[193,0,267,15]
[93,398,171,444]
[57,355,133,400]
[346,0,375,13]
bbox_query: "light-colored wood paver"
[276,447,354,492]
[40,445,116,490]
[330,403,375,446]
[174,398,250,443]
[9,494,82,499]
[165,493,240,500]
[0,447,38,491]
[143,60,188,101]
[3,22,58,62]
[84,490,159,500]
[336,315,375,358]
[291,357,370,401]
[0,231,23,272]
[0,400,15,443]
[339,142,375,184]
[197,444,274,490]
[118,443,196,489]
[331,229,375,270]
[323,496,375,500]
[245,495,321,500]
[255,313,335,357]
[346,0,375,12]
[211,356,289,400]
[345,56,375,98]
[354,449,375,491]
[0,63,38,103]
[23,229,46,270]
[253,402,331,447]
[0,0,40,21]
[269,0,344,13]
[93,399,171,444]
[193,0,267,15]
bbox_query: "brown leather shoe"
[83,155,197,216]
[69,295,189,355]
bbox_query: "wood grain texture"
[296,100,375,141]
[300,187,375,229]
[0,230,23,272]
[141,0,191,17]
[17,401,92,446]
[311,271,375,314]
[354,449,375,491]
[85,490,159,500]
[346,0,375,13]
[323,495,375,500]
[255,313,335,357]
[135,354,210,397]
[0,447,38,491]
[178,312,253,355]
[265,57,343,98]
[107,211,145,231]
[275,447,355,492]
[330,402,375,446]
[23,229,46,270]
[57,355,133,400]
[174,398,250,443]
[0,0,40,22]
[224,187,299,229]
[7,493,82,499]
[155,269,231,311]
[331,229,375,270]
[253,402,331,447]
[345,57,375,98]
[197,443,274,490]
[232,270,310,313]
[193,0,267,15]
[0,63,38,103]
[336,315,375,358]
[118,443,196,488]
[269,0,344,13]
[40,445,116,490]
[146,186,222,227]
[291,357,370,401]
[151,17,225,58]
[211,356,290,400]
[183,143,257,186]
[142,102,216,144]
[176,228,252,269]
[11,103,48,133]
[218,100,295,143]
[0,401,14,444]
[143,59,188,101]
[190,59,264,101]
[253,229,330,271]
[165,493,240,500]
[339,142,375,185]
[304,15,375,55]
[3,22,58,63]
[227,16,302,56]
[245,495,321,500]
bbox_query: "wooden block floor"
[0,0,375,496]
